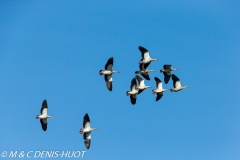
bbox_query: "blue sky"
[0,1,240,159]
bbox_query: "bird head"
[99,70,103,75]
[79,129,84,134]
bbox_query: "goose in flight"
[170,74,188,92]
[152,77,168,101]
[126,78,138,105]
[160,65,178,84]
[135,62,155,80]
[99,57,119,91]
[36,99,53,131]
[135,75,151,95]
[138,46,158,64]
[80,113,98,149]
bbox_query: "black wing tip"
[106,82,112,91]
[131,77,137,84]
[172,74,180,81]
[154,76,161,82]
[42,99,48,109]
[164,75,171,84]
[164,64,172,68]
[131,101,136,105]
[141,74,150,80]
[42,99,47,105]
[107,57,114,62]
[84,113,90,121]
[138,46,148,52]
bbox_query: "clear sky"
[0,1,240,160]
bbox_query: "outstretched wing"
[163,65,171,70]
[105,57,113,70]
[40,99,48,115]
[163,73,171,84]
[138,46,150,59]
[172,74,181,88]
[83,132,91,149]
[130,78,137,90]
[156,92,163,101]
[104,75,112,91]
[135,75,143,86]
[40,119,47,131]
[141,73,150,80]
[154,77,162,88]
[137,89,144,95]
[83,114,91,128]
[130,94,137,105]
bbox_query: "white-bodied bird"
[79,114,98,149]
[152,77,168,101]
[126,78,138,105]
[36,99,53,131]
[138,46,158,64]
[135,75,151,95]
[99,57,119,91]
[170,74,189,92]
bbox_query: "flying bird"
[160,65,178,84]
[135,75,151,95]
[152,77,168,101]
[80,114,98,149]
[99,57,119,91]
[170,74,188,92]
[135,62,155,80]
[36,99,53,131]
[138,46,158,64]
[126,78,138,105]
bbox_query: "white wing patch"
[157,82,163,90]
[42,108,48,115]
[85,122,91,128]
[144,52,150,59]
[175,81,181,88]
[140,80,145,87]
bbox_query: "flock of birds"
[100,46,189,104]
[35,46,188,149]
